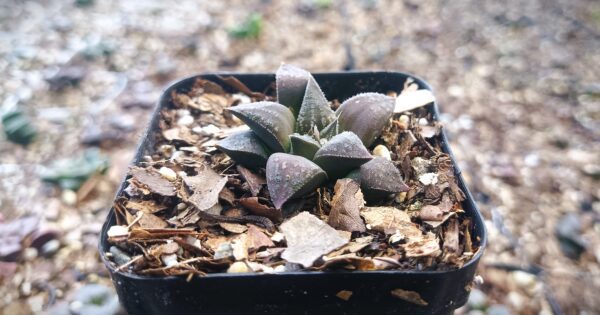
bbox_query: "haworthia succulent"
[336,93,395,147]
[313,132,372,179]
[216,130,270,169]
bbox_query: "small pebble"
[487,304,511,315]
[398,115,410,130]
[159,167,177,181]
[227,261,250,273]
[61,189,78,206]
[109,246,131,266]
[419,173,438,185]
[373,145,391,160]
[41,239,60,256]
[106,225,129,238]
[467,289,487,309]
[213,242,234,260]
[161,253,178,267]
[177,115,194,126]
[23,248,38,261]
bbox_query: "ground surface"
[0,0,598,314]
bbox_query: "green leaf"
[228,13,263,39]
[359,157,409,201]
[289,134,320,160]
[216,131,269,169]
[276,64,310,116]
[313,132,372,179]
[266,153,328,209]
[228,102,295,152]
[337,93,395,147]
[296,76,335,134]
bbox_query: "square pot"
[99,71,487,315]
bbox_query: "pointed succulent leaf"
[216,131,269,169]
[296,76,336,134]
[313,132,372,179]
[337,93,395,147]
[228,102,294,152]
[276,64,310,116]
[359,157,409,200]
[289,134,320,160]
[266,153,328,209]
[319,117,339,140]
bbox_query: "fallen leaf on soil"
[137,212,169,229]
[184,168,228,211]
[327,179,366,232]
[219,223,248,234]
[361,207,420,237]
[390,288,428,306]
[237,165,266,196]
[280,212,348,268]
[239,197,282,222]
[403,232,441,258]
[419,205,444,221]
[124,199,168,214]
[129,167,176,196]
[246,225,275,251]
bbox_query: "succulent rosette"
[216,64,409,209]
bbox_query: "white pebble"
[227,261,250,273]
[177,115,194,126]
[107,225,129,238]
[419,173,438,185]
[159,167,177,181]
[373,145,391,160]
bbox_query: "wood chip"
[280,212,348,268]
[239,197,282,222]
[336,290,353,301]
[129,167,176,196]
[360,207,420,237]
[327,179,366,232]
[237,165,266,196]
[184,168,228,211]
[246,225,275,251]
[218,223,248,234]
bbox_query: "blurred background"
[0,0,598,314]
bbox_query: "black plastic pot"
[99,71,487,315]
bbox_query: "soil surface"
[0,0,598,314]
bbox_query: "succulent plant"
[216,64,408,209]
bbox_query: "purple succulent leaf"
[337,93,395,147]
[276,63,310,116]
[296,76,336,134]
[266,153,328,209]
[359,157,409,200]
[216,130,269,169]
[313,132,372,179]
[289,133,320,160]
[228,102,295,152]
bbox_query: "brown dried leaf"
[129,167,176,196]
[125,199,168,214]
[423,212,455,228]
[327,179,366,232]
[231,234,248,261]
[219,187,237,206]
[237,165,266,196]
[328,236,373,257]
[246,225,275,251]
[390,288,429,306]
[239,197,282,222]
[184,168,228,211]
[419,205,444,221]
[318,254,376,270]
[443,219,460,254]
[336,290,353,301]
[360,207,420,237]
[280,212,348,268]
[403,232,441,258]
[219,223,248,234]
[138,212,169,229]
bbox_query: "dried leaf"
[237,165,266,196]
[231,234,249,260]
[313,132,372,179]
[327,179,366,232]
[138,212,169,229]
[336,290,353,301]
[184,168,228,211]
[337,93,395,147]
[318,254,376,270]
[419,205,444,221]
[280,212,348,267]
[266,153,327,209]
[219,223,248,234]
[246,225,275,251]
[129,167,176,196]
[443,219,460,254]
[228,102,295,152]
[125,199,167,214]
[403,232,441,258]
[361,207,420,237]
[394,89,435,113]
[239,197,282,222]
[390,288,428,306]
